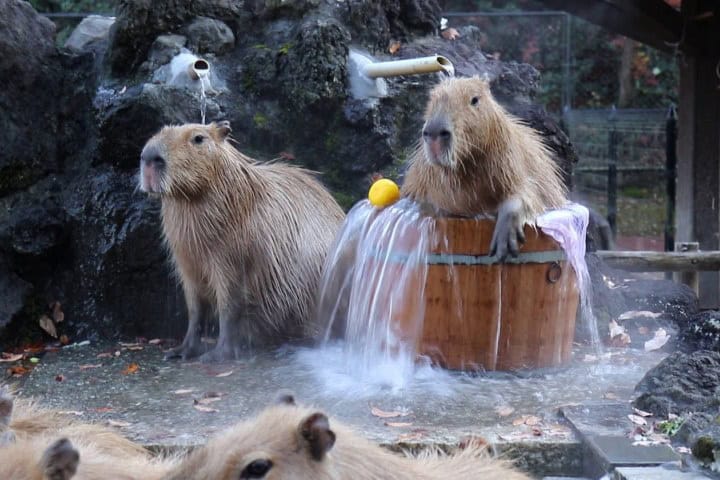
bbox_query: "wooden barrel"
[382,217,579,371]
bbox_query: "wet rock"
[0,0,61,194]
[680,310,720,352]
[64,15,116,55]
[279,18,351,109]
[62,169,186,340]
[0,262,32,331]
[633,350,720,418]
[583,253,698,346]
[246,0,321,18]
[140,35,188,73]
[183,17,235,55]
[96,84,221,171]
[107,0,247,76]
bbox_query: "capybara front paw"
[42,438,79,480]
[198,345,237,363]
[490,198,525,261]
[164,342,204,361]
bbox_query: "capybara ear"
[215,120,232,140]
[0,387,13,429]
[41,438,80,480]
[298,412,335,461]
[274,390,296,406]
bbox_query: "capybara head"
[166,397,336,480]
[139,121,233,198]
[421,76,501,169]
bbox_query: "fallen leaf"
[633,407,653,417]
[618,310,662,320]
[609,320,625,338]
[370,406,409,418]
[388,40,401,54]
[121,363,139,375]
[126,346,144,351]
[8,366,29,377]
[195,397,222,405]
[524,415,541,426]
[118,342,142,348]
[173,389,195,395]
[58,411,84,416]
[610,332,632,347]
[495,405,515,417]
[51,302,65,323]
[397,431,425,442]
[628,414,648,426]
[603,392,619,400]
[55,374,65,382]
[384,422,413,428]
[193,404,218,413]
[59,335,70,345]
[0,353,23,363]
[39,315,58,338]
[107,419,131,428]
[644,328,670,352]
[459,435,489,450]
[441,27,460,40]
[79,364,102,371]
[119,86,127,94]
[215,370,234,378]
[148,339,163,345]
[676,446,692,454]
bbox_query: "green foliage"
[278,43,293,55]
[253,113,269,129]
[656,417,684,436]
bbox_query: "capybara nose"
[140,145,166,168]
[422,119,452,141]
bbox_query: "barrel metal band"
[371,249,566,265]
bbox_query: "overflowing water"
[316,198,598,392]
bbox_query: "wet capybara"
[139,121,345,362]
[402,76,567,259]
[0,388,176,480]
[163,394,532,480]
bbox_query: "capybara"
[163,393,531,480]
[0,388,176,480]
[402,76,567,259]
[139,121,345,361]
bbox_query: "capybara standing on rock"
[163,393,531,480]
[139,121,344,361]
[402,76,567,259]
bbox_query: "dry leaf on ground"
[441,27,460,40]
[121,363,139,375]
[173,389,194,395]
[370,406,409,418]
[58,411,84,416]
[385,422,413,428]
[633,407,653,417]
[644,328,670,352]
[107,419,131,428]
[628,414,648,426]
[495,405,515,417]
[79,364,101,370]
[215,370,233,378]
[618,310,662,320]
[51,302,65,323]
[193,404,218,413]
[397,431,425,442]
[148,339,163,345]
[609,320,625,338]
[39,315,57,338]
[195,397,222,405]
[0,353,23,363]
[512,415,542,426]
[388,41,401,54]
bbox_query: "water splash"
[316,199,598,390]
[318,199,435,388]
[199,80,207,125]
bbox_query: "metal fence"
[564,106,677,251]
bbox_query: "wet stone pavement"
[8,341,672,477]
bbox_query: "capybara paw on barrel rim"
[139,121,344,362]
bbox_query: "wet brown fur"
[140,122,344,357]
[164,401,532,480]
[402,76,567,223]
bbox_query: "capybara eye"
[193,135,205,145]
[471,96,480,106]
[240,459,273,478]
